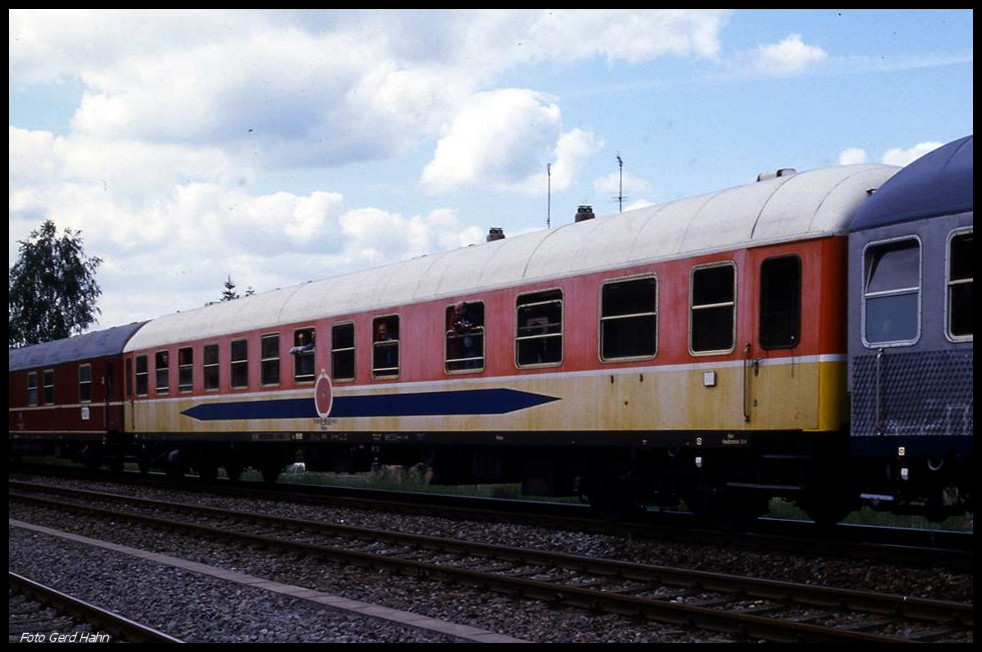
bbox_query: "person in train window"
[452,301,481,365]
[289,330,315,354]
[290,330,316,380]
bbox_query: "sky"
[8,9,974,331]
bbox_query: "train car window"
[79,364,92,403]
[331,323,355,382]
[43,369,54,404]
[516,289,563,367]
[372,316,400,378]
[27,372,38,406]
[948,231,973,339]
[155,351,170,393]
[136,355,148,396]
[600,277,657,361]
[864,239,920,345]
[446,301,485,373]
[178,347,194,392]
[292,328,316,383]
[231,339,249,389]
[261,334,280,386]
[759,256,801,349]
[203,344,220,391]
[690,263,736,354]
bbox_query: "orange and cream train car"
[108,163,899,524]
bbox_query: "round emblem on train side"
[314,370,333,419]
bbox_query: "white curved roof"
[126,164,897,351]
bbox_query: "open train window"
[517,289,563,367]
[203,344,219,391]
[155,351,170,393]
[292,328,316,383]
[947,230,973,340]
[178,347,193,392]
[759,256,801,350]
[27,372,38,406]
[372,315,400,378]
[79,364,92,403]
[136,355,148,396]
[446,301,485,373]
[600,277,657,361]
[43,369,54,404]
[863,238,920,346]
[690,263,736,354]
[261,334,280,386]
[231,339,249,389]
[331,323,355,382]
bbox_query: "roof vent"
[486,227,505,242]
[575,205,595,223]
[757,168,796,183]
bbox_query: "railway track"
[10,464,974,569]
[8,571,183,643]
[10,480,972,643]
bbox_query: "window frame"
[758,254,802,351]
[945,228,973,343]
[861,236,922,349]
[445,301,486,375]
[177,347,194,393]
[27,371,39,407]
[598,274,658,363]
[203,344,220,392]
[78,363,93,403]
[260,333,281,387]
[155,350,170,394]
[371,314,401,380]
[688,261,738,356]
[43,368,55,405]
[135,355,149,397]
[330,321,356,383]
[230,338,250,389]
[515,288,564,369]
[292,326,317,384]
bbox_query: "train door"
[747,255,802,426]
[105,362,118,433]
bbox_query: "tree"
[221,275,240,302]
[9,220,103,347]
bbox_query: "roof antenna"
[546,163,552,229]
[616,153,625,213]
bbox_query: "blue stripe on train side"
[180,388,559,421]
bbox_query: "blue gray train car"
[847,135,973,518]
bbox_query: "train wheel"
[224,463,244,482]
[260,463,282,484]
[697,491,768,532]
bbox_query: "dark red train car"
[9,322,146,470]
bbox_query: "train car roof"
[125,164,897,351]
[849,135,973,233]
[9,321,147,372]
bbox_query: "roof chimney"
[575,205,595,223]
[486,227,505,242]
[756,168,796,182]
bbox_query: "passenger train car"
[9,322,145,471]
[9,136,973,526]
[847,135,973,521]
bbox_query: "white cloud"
[593,171,652,195]
[11,10,727,172]
[838,147,868,165]
[746,34,827,75]
[421,89,601,195]
[836,141,945,168]
[9,10,734,327]
[882,142,944,167]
